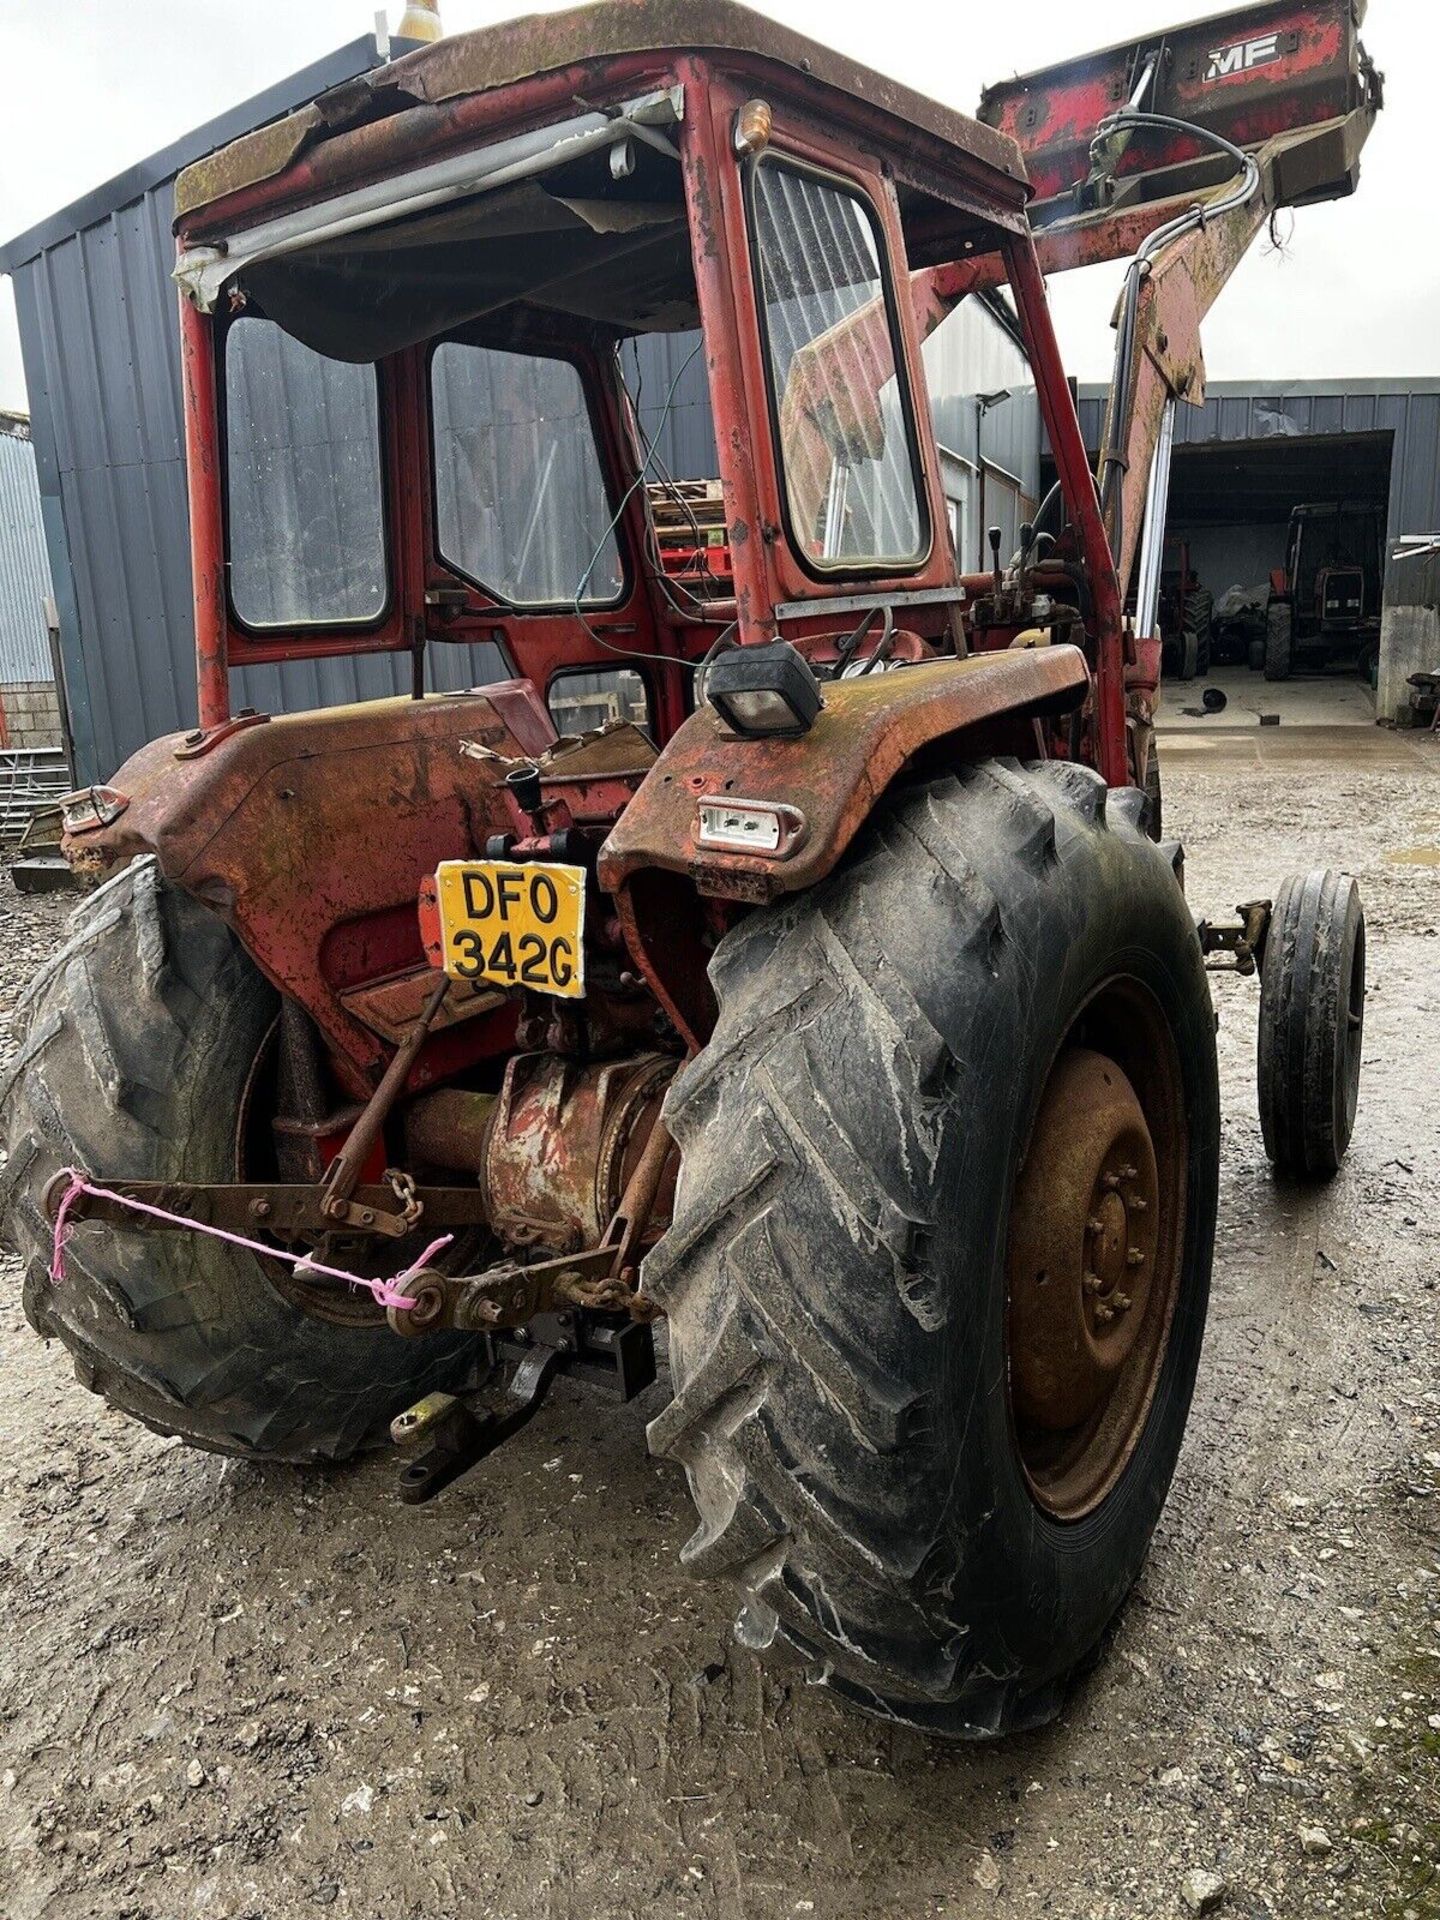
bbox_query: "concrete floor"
[1159,663,1378,732]
[1,716,1438,1919]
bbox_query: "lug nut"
[1119,1164,1138,1181]
[1094,1302,1115,1325]
[1088,1216,1105,1235]
[1127,1246,1145,1267]
[1129,1195,1148,1213]
[1113,1292,1132,1313]
[1083,1271,1102,1295]
[1102,1172,1121,1191]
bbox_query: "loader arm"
[916,0,1381,610]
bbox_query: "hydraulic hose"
[1094,110,1262,566]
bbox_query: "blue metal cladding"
[1072,381,1440,548]
[1,37,503,785]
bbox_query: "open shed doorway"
[1046,424,1396,726]
[1164,428,1394,723]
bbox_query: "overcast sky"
[0,0,1428,414]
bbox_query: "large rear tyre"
[1264,600,1293,681]
[0,858,475,1461]
[647,761,1220,1738]
[1258,869,1365,1179]
[1143,742,1163,842]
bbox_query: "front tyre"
[646,760,1220,1737]
[1258,869,1365,1178]
[1264,601,1294,680]
[1,858,475,1461]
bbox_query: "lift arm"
[921,0,1382,607]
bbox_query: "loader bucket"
[979,0,1381,218]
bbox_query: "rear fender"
[599,647,1090,1047]
[60,684,556,1095]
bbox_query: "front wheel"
[647,761,1220,1737]
[1264,601,1294,681]
[1258,869,1365,1178]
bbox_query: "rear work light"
[59,786,129,834]
[706,641,823,739]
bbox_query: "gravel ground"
[1,720,1437,1920]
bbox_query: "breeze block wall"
[0,680,64,751]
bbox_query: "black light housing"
[706,640,823,739]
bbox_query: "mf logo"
[1205,32,1281,80]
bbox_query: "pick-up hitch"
[389,1310,657,1503]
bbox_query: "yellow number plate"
[434,860,586,998]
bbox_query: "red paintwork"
[1002,233,1128,786]
[180,294,229,732]
[65,688,557,1097]
[600,648,1092,902]
[980,2,1363,204]
[146,10,1375,1104]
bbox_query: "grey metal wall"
[1,36,503,785]
[1074,380,1440,545]
[0,423,54,683]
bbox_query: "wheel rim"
[1006,998,1187,1522]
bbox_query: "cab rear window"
[224,316,388,630]
[430,342,623,609]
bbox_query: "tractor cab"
[171,0,1083,748]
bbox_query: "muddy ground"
[1,714,1437,1920]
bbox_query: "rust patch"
[600,647,1089,903]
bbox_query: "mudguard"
[599,646,1090,905]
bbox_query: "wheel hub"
[1006,1043,1173,1517]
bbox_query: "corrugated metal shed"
[0,421,54,684]
[0,34,502,784]
[1073,380,1440,544]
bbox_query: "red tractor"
[1265,498,1387,679]
[2,0,1377,1736]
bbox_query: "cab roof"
[175,0,1027,232]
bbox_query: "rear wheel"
[1258,869,1365,1178]
[647,760,1220,1737]
[0,857,476,1461]
[1264,601,1293,681]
